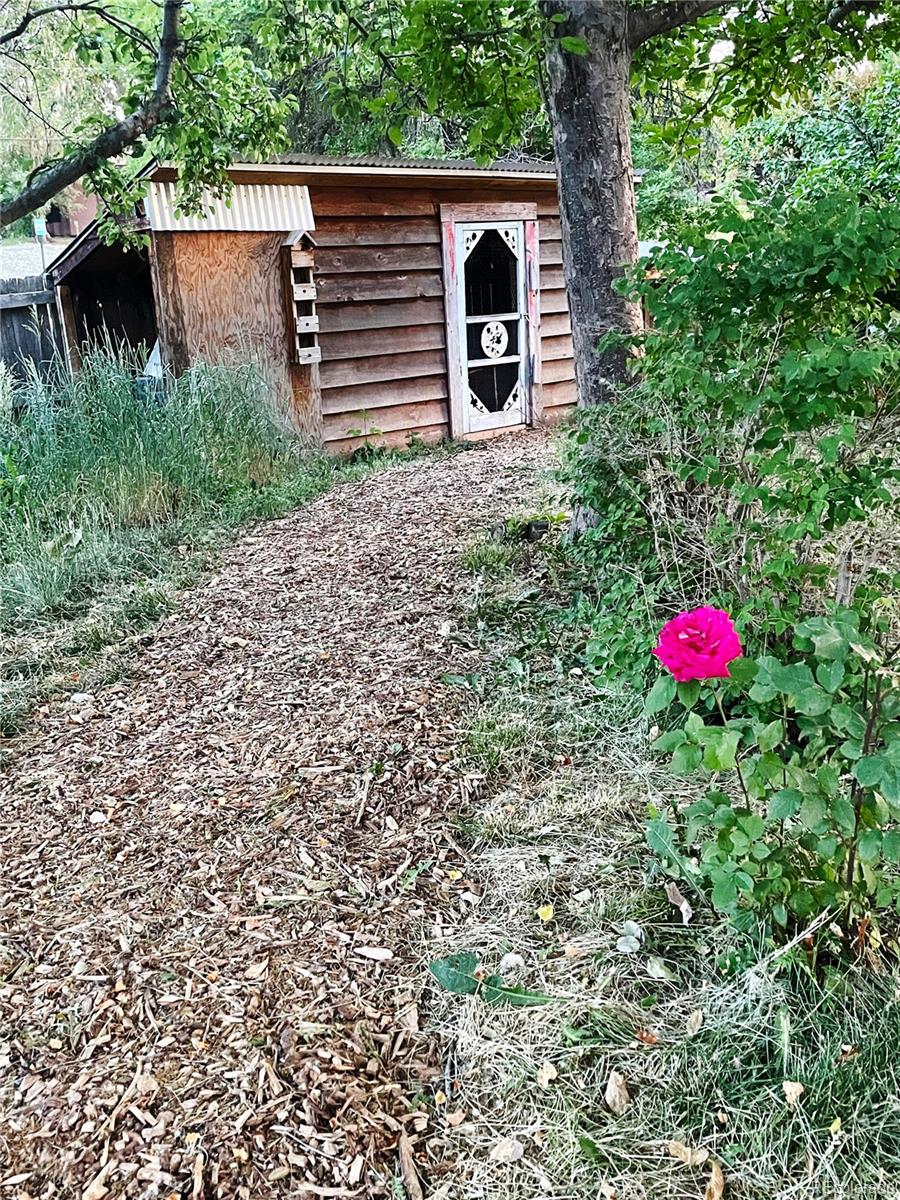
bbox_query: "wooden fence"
[0,275,65,382]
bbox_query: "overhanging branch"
[0,0,182,226]
[627,1,731,49]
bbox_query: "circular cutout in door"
[480,321,509,359]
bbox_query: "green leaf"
[727,657,757,685]
[482,976,554,1007]
[883,829,900,863]
[646,817,681,864]
[429,952,479,995]
[769,662,816,695]
[817,764,840,796]
[797,621,850,661]
[387,125,404,147]
[671,742,703,775]
[677,680,702,709]
[799,795,827,831]
[559,34,590,54]
[757,719,783,752]
[712,876,738,911]
[831,796,856,837]
[652,729,687,752]
[879,763,900,804]
[769,788,801,821]
[793,686,832,716]
[816,660,845,693]
[857,829,883,864]
[703,729,741,771]
[854,756,887,788]
[645,672,677,716]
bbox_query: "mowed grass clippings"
[426,524,900,1200]
[0,431,552,1198]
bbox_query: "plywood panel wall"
[151,230,320,436]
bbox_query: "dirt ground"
[0,433,547,1199]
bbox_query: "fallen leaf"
[829,1117,842,1136]
[604,1070,629,1116]
[665,880,694,925]
[783,1080,805,1110]
[686,1009,704,1036]
[489,1137,525,1164]
[598,1185,618,1200]
[837,1043,858,1063]
[446,1110,466,1127]
[646,955,676,981]
[668,1140,709,1167]
[536,1061,558,1088]
[537,903,554,923]
[705,1158,725,1200]
[354,946,394,961]
[635,1027,659,1045]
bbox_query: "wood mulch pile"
[0,433,547,1200]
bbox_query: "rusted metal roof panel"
[268,153,556,175]
[146,181,315,233]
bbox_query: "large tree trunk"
[541,0,642,410]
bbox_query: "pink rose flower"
[653,606,742,683]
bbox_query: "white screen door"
[441,205,541,438]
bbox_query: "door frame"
[439,202,542,438]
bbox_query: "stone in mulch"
[0,433,547,1199]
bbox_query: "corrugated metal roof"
[146,181,315,232]
[267,153,556,174]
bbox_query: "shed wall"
[309,183,574,453]
[151,230,320,435]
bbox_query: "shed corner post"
[55,282,82,374]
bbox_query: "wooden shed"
[48,156,575,453]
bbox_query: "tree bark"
[540,0,642,412]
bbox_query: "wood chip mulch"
[0,433,547,1200]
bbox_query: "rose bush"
[645,606,900,945]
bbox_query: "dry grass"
[424,524,900,1200]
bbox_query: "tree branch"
[0,1,148,47]
[627,0,731,49]
[826,1,878,27]
[0,0,182,226]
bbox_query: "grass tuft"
[0,347,431,734]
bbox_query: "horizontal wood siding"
[536,200,574,414]
[313,200,449,451]
[311,180,573,452]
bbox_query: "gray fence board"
[0,274,65,381]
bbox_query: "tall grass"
[0,348,349,730]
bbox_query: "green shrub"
[565,188,900,684]
[563,189,900,939]
[646,608,900,941]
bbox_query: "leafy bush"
[727,57,900,203]
[565,188,900,684]
[647,608,900,939]
[564,188,900,938]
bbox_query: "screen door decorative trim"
[440,203,542,438]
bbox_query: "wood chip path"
[0,433,547,1200]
